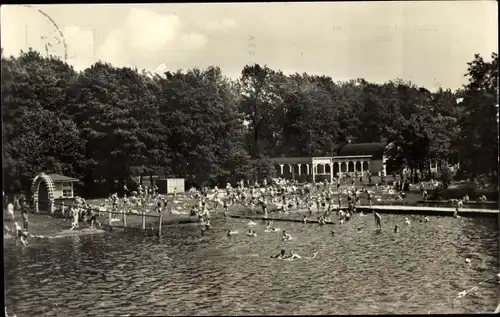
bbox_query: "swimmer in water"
[424,216,429,223]
[14,222,28,246]
[404,217,411,226]
[303,251,319,260]
[246,229,257,237]
[303,215,307,224]
[286,250,302,260]
[282,231,292,241]
[331,230,335,236]
[227,229,238,237]
[374,212,382,231]
[271,249,286,259]
[394,224,399,233]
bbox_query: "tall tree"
[458,53,498,181]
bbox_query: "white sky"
[1,2,497,90]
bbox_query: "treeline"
[1,49,498,195]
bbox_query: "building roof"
[48,174,79,182]
[268,157,313,164]
[338,142,387,158]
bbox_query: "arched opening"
[363,161,369,173]
[317,164,324,174]
[348,161,354,172]
[275,164,282,175]
[38,182,49,212]
[325,164,331,173]
[355,161,362,172]
[299,164,307,175]
[333,162,339,175]
[31,173,56,214]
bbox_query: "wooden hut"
[31,172,79,213]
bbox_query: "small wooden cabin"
[156,178,185,195]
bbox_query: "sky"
[1,2,498,90]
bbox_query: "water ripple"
[4,215,499,316]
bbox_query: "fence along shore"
[34,199,201,237]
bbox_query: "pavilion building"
[269,142,388,183]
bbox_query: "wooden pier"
[356,205,498,217]
[417,200,498,209]
[228,214,336,224]
[229,203,498,224]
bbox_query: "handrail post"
[108,210,112,227]
[158,213,163,237]
[142,211,146,231]
[123,211,127,228]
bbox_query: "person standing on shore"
[14,196,21,217]
[7,200,15,221]
[70,205,79,230]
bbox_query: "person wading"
[374,212,382,231]
[20,195,29,231]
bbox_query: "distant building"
[429,160,460,174]
[269,142,389,183]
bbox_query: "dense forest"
[1,49,498,196]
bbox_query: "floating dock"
[228,214,335,224]
[417,200,497,205]
[229,204,498,222]
[356,205,498,217]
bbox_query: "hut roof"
[338,142,387,158]
[48,174,79,182]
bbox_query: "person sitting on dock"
[463,194,469,203]
[457,199,463,209]
[374,212,382,231]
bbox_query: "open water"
[4,213,499,316]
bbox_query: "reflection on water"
[4,214,499,316]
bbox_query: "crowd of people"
[3,175,485,249]
[188,177,412,260]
